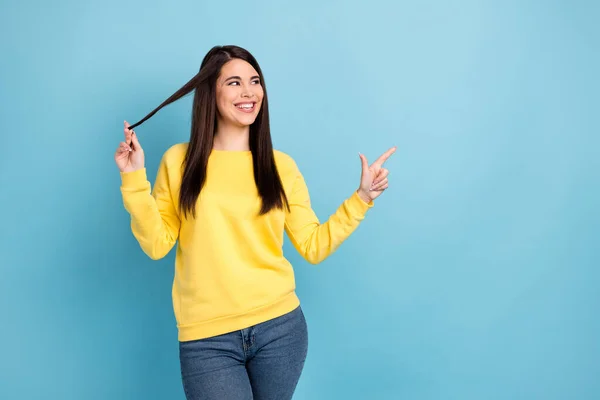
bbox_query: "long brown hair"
[128,45,290,219]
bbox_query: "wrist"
[356,189,371,203]
[120,167,147,188]
[121,166,144,174]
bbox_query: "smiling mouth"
[235,102,256,112]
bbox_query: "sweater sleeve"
[284,163,374,264]
[119,155,181,260]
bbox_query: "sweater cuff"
[120,168,148,189]
[348,190,374,215]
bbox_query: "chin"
[237,116,258,126]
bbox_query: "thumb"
[359,153,369,173]
[130,132,143,151]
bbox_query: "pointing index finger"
[373,146,397,167]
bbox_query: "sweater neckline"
[209,149,253,160]
[210,149,252,154]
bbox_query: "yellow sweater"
[120,143,373,341]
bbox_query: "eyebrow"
[223,75,260,83]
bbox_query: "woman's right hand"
[115,121,145,173]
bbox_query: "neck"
[213,121,251,151]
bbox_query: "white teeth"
[236,103,254,109]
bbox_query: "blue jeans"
[179,305,309,400]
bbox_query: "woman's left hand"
[357,146,397,202]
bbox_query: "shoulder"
[273,149,298,169]
[163,142,189,158]
[273,149,301,176]
[161,142,189,168]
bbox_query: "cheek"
[216,93,233,114]
[215,100,226,116]
[256,88,265,106]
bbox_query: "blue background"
[1,0,598,398]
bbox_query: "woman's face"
[215,58,264,128]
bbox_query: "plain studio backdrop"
[1,0,598,399]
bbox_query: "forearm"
[287,191,373,264]
[120,168,179,260]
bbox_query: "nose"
[241,87,255,98]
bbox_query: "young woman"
[115,45,395,400]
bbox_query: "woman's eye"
[227,80,260,86]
